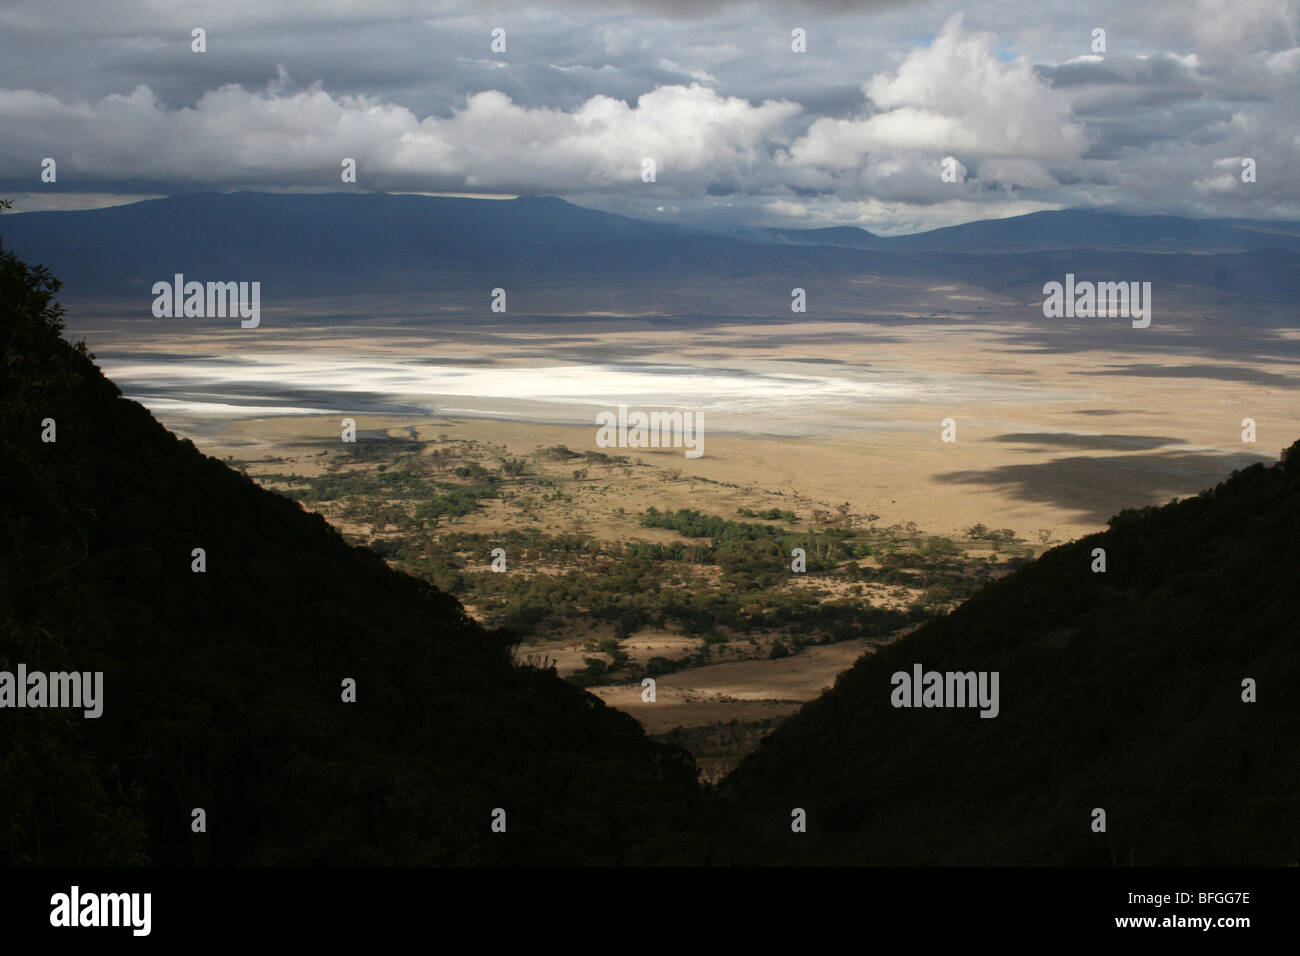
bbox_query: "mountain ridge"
[754,208,1300,253]
[4,192,1298,305]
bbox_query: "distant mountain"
[753,225,888,250]
[0,191,878,299]
[755,209,1300,254]
[719,441,1300,865]
[3,193,1299,306]
[0,234,706,865]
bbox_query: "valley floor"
[68,304,1300,779]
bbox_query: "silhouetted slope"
[0,237,703,865]
[722,445,1300,865]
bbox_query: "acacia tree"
[988,529,1017,552]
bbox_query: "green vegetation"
[736,506,798,522]
[251,443,1021,688]
[244,443,1022,690]
[414,487,495,527]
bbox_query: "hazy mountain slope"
[754,225,888,250]
[758,210,1300,254]
[720,442,1300,865]
[0,235,706,865]
[884,209,1300,253]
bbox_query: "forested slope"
[0,235,704,865]
[722,440,1300,864]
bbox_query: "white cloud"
[974,158,1059,189]
[1188,0,1298,60]
[761,195,1062,236]
[786,15,1088,167]
[0,78,802,194]
[1265,46,1300,72]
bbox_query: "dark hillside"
[0,234,704,865]
[722,441,1300,865]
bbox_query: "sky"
[0,0,1296,233]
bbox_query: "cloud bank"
[0,0,1296,231]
